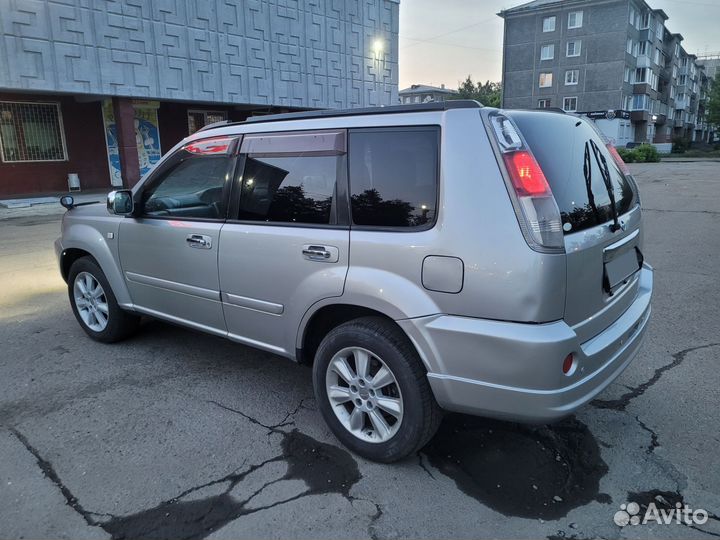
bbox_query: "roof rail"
[197,120,231,132]
[241,100,482,125]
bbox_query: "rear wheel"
[313,316,442,462]
[68,257,140,343]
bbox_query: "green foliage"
[616,147,635,163]
[616,144,660,164]
[672,136,691,154]
[634,143,661,163]
[451,75,502,107]
[707,77,720,127]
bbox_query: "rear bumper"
[399,264,653,423]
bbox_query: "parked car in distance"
[56,100,653,462]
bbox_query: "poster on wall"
[101,100,162,187]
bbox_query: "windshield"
[506,111,637,235]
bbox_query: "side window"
[142,136,237,220]
[348,127,439,229]
[237,130,345,225]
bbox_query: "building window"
[566,40,582,57]
[568,11,583,29]
[624,67,631,82]
[675,43,680,57]
[626,39,634,55]
[629,6,636,26]
[188,110,228,134]
[654,48,661,65]
[538,99,551,108]
[672,65,677,78]
[640,12,650,29]
[563,97,578,112]
[540,44,554,60]
[349,128,439,228]
[634,68,649,84]
[0,101,67,163]
[638,41,649,56]
[565,69,579,85]
[542,16,556,32]
[539,73,553,88]
[632,94,649,111]
[656,20,663,40]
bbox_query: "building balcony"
[636,55,652,68]
[631,110,649,122]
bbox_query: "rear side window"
[348,127,439,228]
[507,112,636,234]
[237,130,345,225]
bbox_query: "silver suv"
[56,101,653,462]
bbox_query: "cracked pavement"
[1,161,719,539]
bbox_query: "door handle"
[186,234,212,249]
[302,246,330,259]
[302,244,339,263]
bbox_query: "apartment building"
[399,84,458,103]
[0,0,399,197]
[499,0,714,149]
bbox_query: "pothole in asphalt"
[100,430,361,540]
[423,414,611,520]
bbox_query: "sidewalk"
[0,190,110,221]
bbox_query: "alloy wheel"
[325,346,404,443]
[73,272,109,332]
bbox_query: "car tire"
[313,316,442,462]
[67,256,140,343]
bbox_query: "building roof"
[399,84,458,96]
[498,0,581,17]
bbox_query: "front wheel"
[67,257,140,343]
[313,316,442,462]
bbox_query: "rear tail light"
[606,144,631,176]
[487,113,564,251]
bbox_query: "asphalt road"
[1,161,719,539]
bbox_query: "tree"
[452,75,502,107]
[707,76,720,127]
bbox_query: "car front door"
[118,135,239,334]
[218,129,350,356]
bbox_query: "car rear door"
[118,136,239,333]
[507,111,643,341]
[218,129,350,356]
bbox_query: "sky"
[398,0,720,90]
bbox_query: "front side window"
[0,101,67,162]
[142,136,237,220]
[349,127,438,228]
[568,11,583,29]
[563,97,578,112]
[540,44,554,60]
[237,131,345,225]
[539,72,553,87]
[567,40,582,57]
[543,16,556,32]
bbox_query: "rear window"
[507,111,637,234]
[348,127,439,228]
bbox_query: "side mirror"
[107,190,134,215]
[59,195,74,209]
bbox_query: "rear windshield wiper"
[583,142,601,225]
[589,139,622,232]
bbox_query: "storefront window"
[187,110,228,134]
[0,102,67,162]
